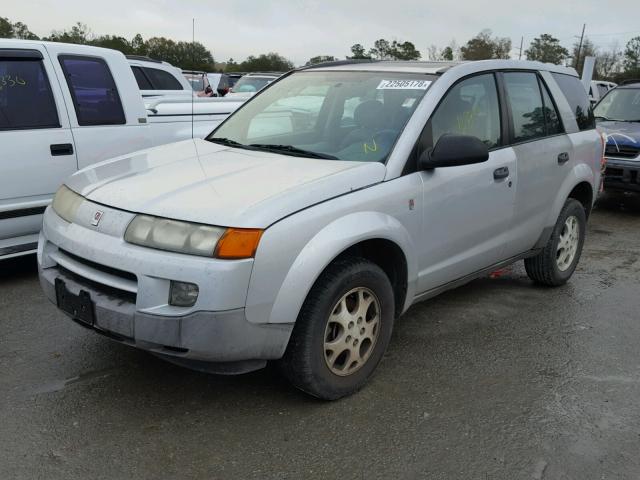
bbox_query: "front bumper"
[604,157,640,193]
[38,206,293,370]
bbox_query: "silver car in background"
[38,60,602,399]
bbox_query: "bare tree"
[595,42,622,80]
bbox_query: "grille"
[60,249,137,283]
[57,265,137,304]
[605,144,640,159]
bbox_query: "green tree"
[90,35,134,54]
[391,41,421,60]
[623,36,640,73]
[525,34,568,64]
[571,37,598,75]
[461,30,512,60]
[130,33,147,55]
[369,39,393,60]
[45,22,91,44]
[349,43,370,59]
[237,52,294,72]
[0,17,39,39]
[306,55,337,66]
[441,46,454,61]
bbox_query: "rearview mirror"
[419,134,489,170]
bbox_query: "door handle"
[493,166,509,180]
[50,143,74,156]
[557,152,570,165]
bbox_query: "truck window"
[142,68,183,90]
[59,55,126,126]
[504,72,546,143]
[551,73,595,131]
[131,66,153,90]
[428,73,501,148]
[539,78,563,135]
[0,56,59,130]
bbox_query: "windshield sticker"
[377,79,431,90]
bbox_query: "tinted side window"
[131,66,152,90]
[0,57,59,130]
[59,55,125,126]
[143,68,183,90]
[597,84,608,97]
[429,73,501,148]
[552,73,595,131]
[539,79,563,135]
[504,72,545,143]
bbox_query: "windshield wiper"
[248,144,338,160]
[595,115,611,121]
[208,137,249,148]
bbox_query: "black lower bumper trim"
[0,242,38,257]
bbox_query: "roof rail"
[299,59,379,70]
[619,79,640,86]
[125,55,163,64]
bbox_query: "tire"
[279,257,395,400]
[525,198,587,286]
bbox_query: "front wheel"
[278,257,395,400]
[525,198,587,286]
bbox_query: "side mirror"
[419,134,489,170]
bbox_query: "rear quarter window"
[143,67,183,90]
[552,73,595,131]
[0,56,59,130]
[59,55,126,126]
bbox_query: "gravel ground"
[1,191,639,479]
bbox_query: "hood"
[66,139,386,228]
[597,120,640,154]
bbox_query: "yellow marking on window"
[363,138,378,153]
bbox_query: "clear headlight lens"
[51,185,84,223]
[125,215,226,257]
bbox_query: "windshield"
[594,88,640,121]
[233,76,274,93]
[208,70,435,163]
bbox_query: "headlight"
[124,214,263,259]
[52,185,84,223]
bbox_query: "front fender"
[245,211,418,326]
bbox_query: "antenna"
[191,18,195,140]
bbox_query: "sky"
[5,0,640,65]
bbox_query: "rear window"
[142,67,183,90]
[0,56,59,130]
[59,55,126,126]
[131,66,152,90]
[552,73,595,131]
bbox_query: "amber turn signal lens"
[215,228,263,259]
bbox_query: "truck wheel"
[525,198,586,286]
[279,257,395,400]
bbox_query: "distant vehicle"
[226,72,282,99]
[594,81,640,192]
[227,73,244,88]
[38,60,601,400]
[0,40,244,259]
[127,56,193,99]
[183,71,233,97]
[589,80,617,105]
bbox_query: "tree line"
[2,16,639,81]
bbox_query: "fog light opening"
[169,281,199,307]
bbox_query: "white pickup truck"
[0,40,244,259]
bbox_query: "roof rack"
[619,79,640,86]
[299,59,379,70]
[125,55,163,64]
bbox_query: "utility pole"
[518,36,524,60]
[575,23,586,73]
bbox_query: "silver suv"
[38,60,603,399]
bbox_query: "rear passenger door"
[501,71,572,256]
[416,73,517,293]
[0,47,76,233]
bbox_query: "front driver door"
[415,73,517,293]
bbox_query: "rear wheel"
[279,257,395,400]
[525,198,586,286]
